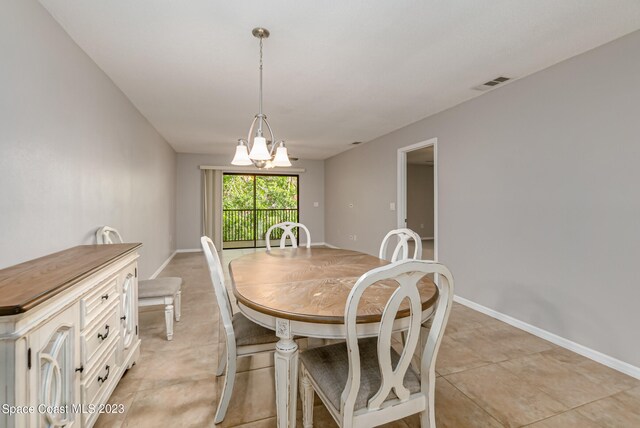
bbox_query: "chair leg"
[420,408,434,428]
[420,388,436,428]
[214,353,236,424]
[300,366,314,428]
[165,303,174,341]
[216,344,227,377]
[174,290,181,322]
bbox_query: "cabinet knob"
[101,294,109,301]
[75,366,84,373]
[120,315,127,321]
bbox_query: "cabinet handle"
[97,365,110,384]
[120,315,127,321]
[75,366,84,373]
[101,294,109,301]
[97,324,110,341]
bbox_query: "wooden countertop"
[229,247,438,324]
[0,244,141,316]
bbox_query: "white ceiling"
[40,1,640,159]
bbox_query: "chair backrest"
[200,236,235,345]
[96,226,124,244]
[341,260,453,419]
[379,228,422,262]
[265,222,311,250]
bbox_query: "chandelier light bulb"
[272,145,292,167]
[231,141,252,166]
[248,136,271,160]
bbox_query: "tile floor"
[95,250,640,427]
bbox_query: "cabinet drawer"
[81,341,118,418]
[81,277,119,329]
[82,301,120,370]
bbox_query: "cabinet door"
[120,271,137,353]
[31,303,81,428]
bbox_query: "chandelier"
[231,27,291,169]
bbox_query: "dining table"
[228,247,439,428]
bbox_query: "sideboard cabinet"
[0,244,142,428]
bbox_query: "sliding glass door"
[222,173,299,249]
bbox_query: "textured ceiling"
[40,0,640,159]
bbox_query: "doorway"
[397,138,438,261]
[222,173,299,249]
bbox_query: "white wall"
[0,1,177,278]
[407,164,434,237]
[325,30,640,368]
[176,153,325,250]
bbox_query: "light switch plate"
[390,202,396,211]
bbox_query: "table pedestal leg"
[275,319,298,428]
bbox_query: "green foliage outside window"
[223,175,298,209]
[223,174,298,244]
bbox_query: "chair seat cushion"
[138,277,182,298]
[232,313,279,347]
[300,338,421,412]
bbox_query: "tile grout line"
[495,352,640,411]
[522,386,640,427]
[127,372,219,396]
[448,360,571,424]
[226,413,280,427]
[518,395,611,428]
[438,374,507,428]
[443,343,631,428]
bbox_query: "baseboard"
[310,242,339,248]
[453,295,640,380]
[321,242,339,249]
[149,250,177,279]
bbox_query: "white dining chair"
[265,221,311,250]
[299,259,454,428]
[201,236,280,424]
[96,226,182,340]
[379,228,423,262]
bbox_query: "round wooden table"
[229,247,438,428]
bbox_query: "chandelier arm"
[262,117,278,155]
[247,116,259,149]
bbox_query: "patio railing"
[223,208,298,243]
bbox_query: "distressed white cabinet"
[28,303,81,428]
[119,270,137,359]
[0,244,142,428]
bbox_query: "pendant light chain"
[259,37,263,114]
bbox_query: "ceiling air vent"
[472,76,511,91]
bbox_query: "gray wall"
[0,1,177,279]
[325,31,640,367]
[407,164,434,237]
[176,154,325,250]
